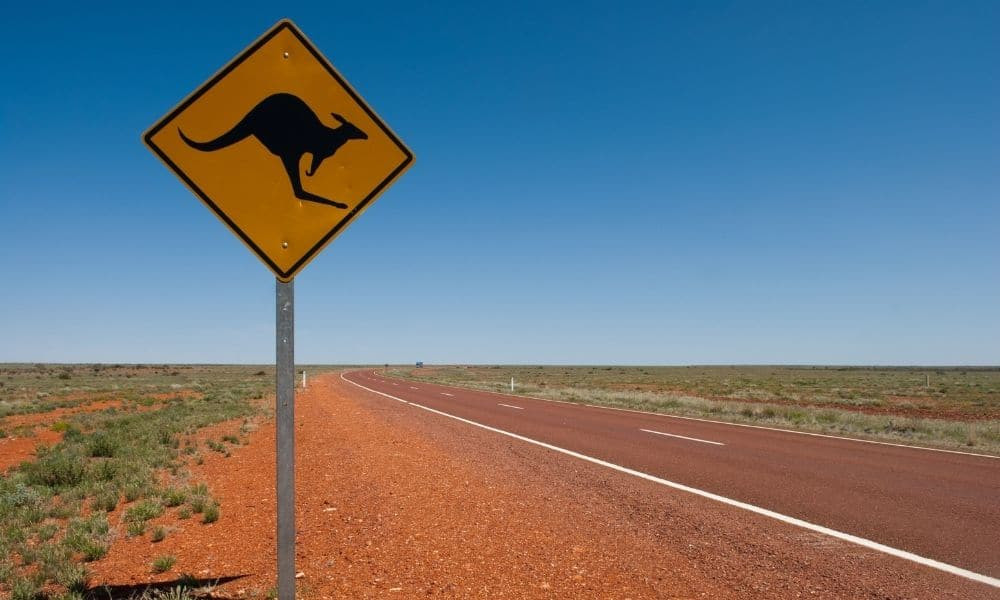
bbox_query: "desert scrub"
[188,494,208,514]
[91,486,119,512]
[64,513,111,561]
[0,365,266,597]
[161,486,187,507]
[202,501,220,524]
[152,555,177,573]
[151,525,168,542]
[125,499,164,524]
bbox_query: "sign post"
[275,280,295,600]
[143,19,414,600]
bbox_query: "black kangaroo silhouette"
[178,93,367,209]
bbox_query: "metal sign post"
[143,19,414,600]
[275,280,295,600]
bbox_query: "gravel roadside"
[90,372,995,599]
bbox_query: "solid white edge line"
[378,375,998,460]
[498,403,524,410]
[340,371,1000,590]
[641,428,725,446]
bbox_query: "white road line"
[379,377,997,460]
[642,428,724,446]
[441,392,454,397]
[392,383,398,386]
[410,386,419,390]
[498,403,524,410]
[340,372,1000,590]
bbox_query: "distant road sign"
[144,19,414,280]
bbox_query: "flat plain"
[2,363,998,599]
[394,364,1000,454]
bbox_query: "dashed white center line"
[410,386,419,390]
[440,392,454,397]
[392,383,398,386]
[498,403,524,410]
[641,429,725,446]
[341,372,1000,589]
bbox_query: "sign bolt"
[282,241,289,249]
[283,52,289,59]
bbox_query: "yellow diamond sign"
[143,19,414,280]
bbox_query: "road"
[342,369,1000,589]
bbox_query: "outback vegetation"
[0,364,274,599]
[392,365,1000,454]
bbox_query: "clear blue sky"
[1,1,997,365]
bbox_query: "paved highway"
[342,369,1000,589]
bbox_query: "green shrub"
[177,506,192,520]
[36,542,72,581]
[55,562,90,594]
[36,522,58,542]
[91,458,121,482]
[23,449,86,489]
[47,498,80,520]
[64,514,110,561]
[125,499,164,523]
[123,478,150,503]
[86,432,120,458]
[152,555,176,573]
[161,487,187,507]
[151,526,167,542]
[126,520,146,538]
[202,502,220,524]
[188,496,207,514]
[0,559,13,583]
[91,487,119,513]
[9,575,42,600]
[17,543,38,565]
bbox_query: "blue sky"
[1,1,997,365]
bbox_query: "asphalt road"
[342,369,1000,588]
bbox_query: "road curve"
[342,369,1000,586]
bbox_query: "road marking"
[441,392,454,397]
[341,371,1000,590]
[498,403,524,410]
[410,386,419,390]
[378,377,997,460]
[392,383,398,386]
[641,429,724,446]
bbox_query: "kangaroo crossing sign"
[144,19,414,280]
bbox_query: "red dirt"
[0,429,63,472]
[0,399,127,429]
[0,392,194,472]
[86,373,995,599]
